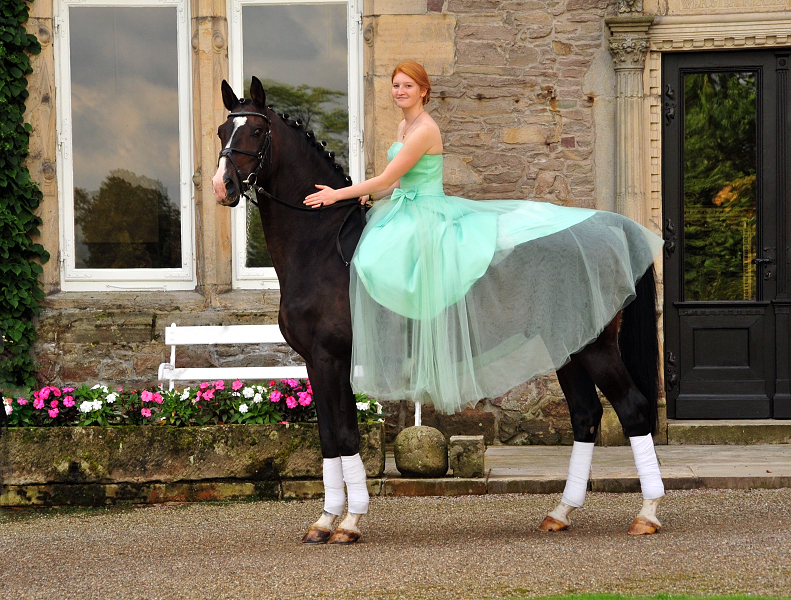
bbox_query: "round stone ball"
[394,426,448,478]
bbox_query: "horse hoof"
[539,516,569,532]
[301,525,333,544]
[327,528,361,545]
[628,517,660,536]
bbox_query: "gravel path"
[1,489,790,599]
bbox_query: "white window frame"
[54,0,196,292]
[227,0,364,289]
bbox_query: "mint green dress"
[350,142,664,414]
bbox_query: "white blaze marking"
[218,116,248,173]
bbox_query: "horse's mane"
[242,98,353,190]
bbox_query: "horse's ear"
[250,76,266,108]
[221,80,239,111]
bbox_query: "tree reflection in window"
[683,72,757,301]
[74,169,181,269]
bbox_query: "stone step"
[667,419,791,445]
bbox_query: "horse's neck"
[257,137,349,286]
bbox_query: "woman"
[305,61,663,416]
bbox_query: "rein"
[220,110,366,267]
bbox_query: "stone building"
[22,0,791,444]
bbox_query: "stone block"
[383,478,486,497]
[393,426,448,477]
[364,0,425,15]
[372,15,455,76]
[448,435,485,478]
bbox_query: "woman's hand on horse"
[304,185,341,208]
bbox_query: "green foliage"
[0,0,49,388]
[683,72,757,301]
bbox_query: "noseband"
[218,109,367,267]
[218,110,273,205]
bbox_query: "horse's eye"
[253,128,263,136]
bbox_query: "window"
[55,0,194,291]
[227,0,363,288]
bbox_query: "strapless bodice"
[388,142,444,194]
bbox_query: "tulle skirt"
[349,191,663,415]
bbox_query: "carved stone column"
[606,14,653,224]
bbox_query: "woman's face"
[391,72,425,109]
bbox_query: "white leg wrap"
[341,453,369,515]
[561,441,594,508]
[630,433,665,500]
[322,457,346,516]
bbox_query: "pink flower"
[63,396,75,408]
[62,387,75,393]
[279,421,289,425]
[33,398,45,410]
[141,408,152,418]
[17,397,28,406]
[152,392,163,405]
[199,382,210,390]
[232,379,244,391]
[285,379,300,389]
[286,396,298,409]
[298,392,312,407]
[48,408,59,418]
[269,381,276,386]
[270,390,282,403]
[214,380,225,390]
[50,399,59,408]
[40,388,50,400]
[51,387,62,397]
[203,388,215,400]
[141,390,153,403]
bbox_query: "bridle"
[218,110,273,205]
[218,108,367,266]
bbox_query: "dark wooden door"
[663,50,791,419]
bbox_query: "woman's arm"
[304,125,438,207]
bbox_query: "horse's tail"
[619,264,660,436]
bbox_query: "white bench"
[157,323,309,390]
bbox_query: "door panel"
[663,50,790,419]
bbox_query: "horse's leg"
[540,355,601,531]
[329,362,368,544]
[575,320,664,535]
[302,352,367,545]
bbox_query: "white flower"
[4,404,12,416]
[239,403,249,414]
[356,401,370,411]
[91,400,102,411]
[242,387,255,399]
[79,401,94,413]
[180,388,191,401]
[253,393,263,404]
[90,384,109,393]
[106,392,118,404]
[375,401,383,414]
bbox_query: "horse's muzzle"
[217,178,241,207]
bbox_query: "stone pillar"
[605,13,653,224]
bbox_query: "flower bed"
[2,379,383,427]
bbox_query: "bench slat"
[160,366,309,382]
[165,324,286,345]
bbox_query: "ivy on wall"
[0,0,49,388]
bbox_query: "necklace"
[401,111,424,141]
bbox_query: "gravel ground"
[1,489,789,600]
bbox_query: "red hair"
[392,62,432,105]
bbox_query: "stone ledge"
[3,473,790,507]
[668,420,791,445]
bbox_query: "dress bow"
[374,188,417,229]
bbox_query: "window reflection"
[683,72,757,301]
[70,6,181,269]
[242,3,348,268]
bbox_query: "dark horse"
[213,77,665,542]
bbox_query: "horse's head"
[212,76,272,207]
